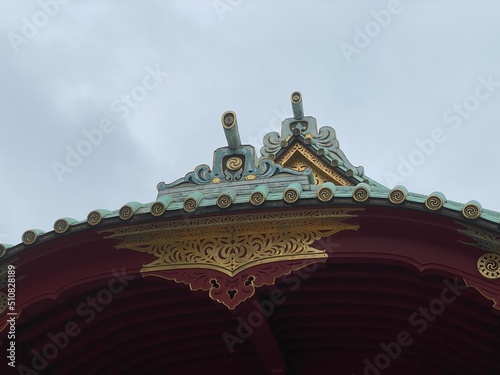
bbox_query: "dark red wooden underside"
[1,205,499,374]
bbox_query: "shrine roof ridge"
[1,92,499,257]
[2,183,500,259]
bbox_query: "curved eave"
[1,202,500,374]
[2,184,499,260]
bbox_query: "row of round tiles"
[14,183,484,247]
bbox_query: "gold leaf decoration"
[226,157,243,171]
[388,188,406,205]
[353,186,369,202]
[101,208,362,277]
[457,224,500,255]
[277,143,353,186]
[250,191,265,205]
[216,194,232,209]
[477,253,500,279]
[101,208,362,308]
[425,195,443,210]
[462,203,481,219]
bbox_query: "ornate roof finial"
[259,91,379,185]
[291,91,304,119]
[221,111,241,150]
[157,108,312,190]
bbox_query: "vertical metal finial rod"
[291,91,304,119]
[221,111,241,149]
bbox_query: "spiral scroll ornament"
[22,230,38,245]
[462,203,481,220]
[477,253,500,279]
[388,189,405,204]
[54,219,70,234]
[425,195,443,211]
[183,198,198,212]
[217,194,232,209]
[317,187,334,202]
[250,192,265,206]
[353,186,369,202]
[87,211,103,226]
[226,157,243,171]
[151,202,166,217]
[119,206,134,220]
[224,112,234,126]
[284,188,299,203]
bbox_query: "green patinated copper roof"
[1,92,500,256]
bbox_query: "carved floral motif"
[101,208,362,308]
[277,143,353,186]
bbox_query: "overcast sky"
[1,0,499,246]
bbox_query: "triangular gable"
[260,91,385,188]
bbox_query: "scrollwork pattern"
[477,253,500,279]
[458,225,500,255]
[102,209,362,277]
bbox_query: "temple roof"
[1,92,499,256]
[2,93,500,374]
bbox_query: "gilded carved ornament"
[457,224,500,256]
[477,253,500,280]
[277,142,353,186]
[101,208,362,309]
[457,224,500,279]
[456,222,500,309]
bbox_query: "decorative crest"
[260,91,365,180]
[158,107,312,190]
[102,208,362,309]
